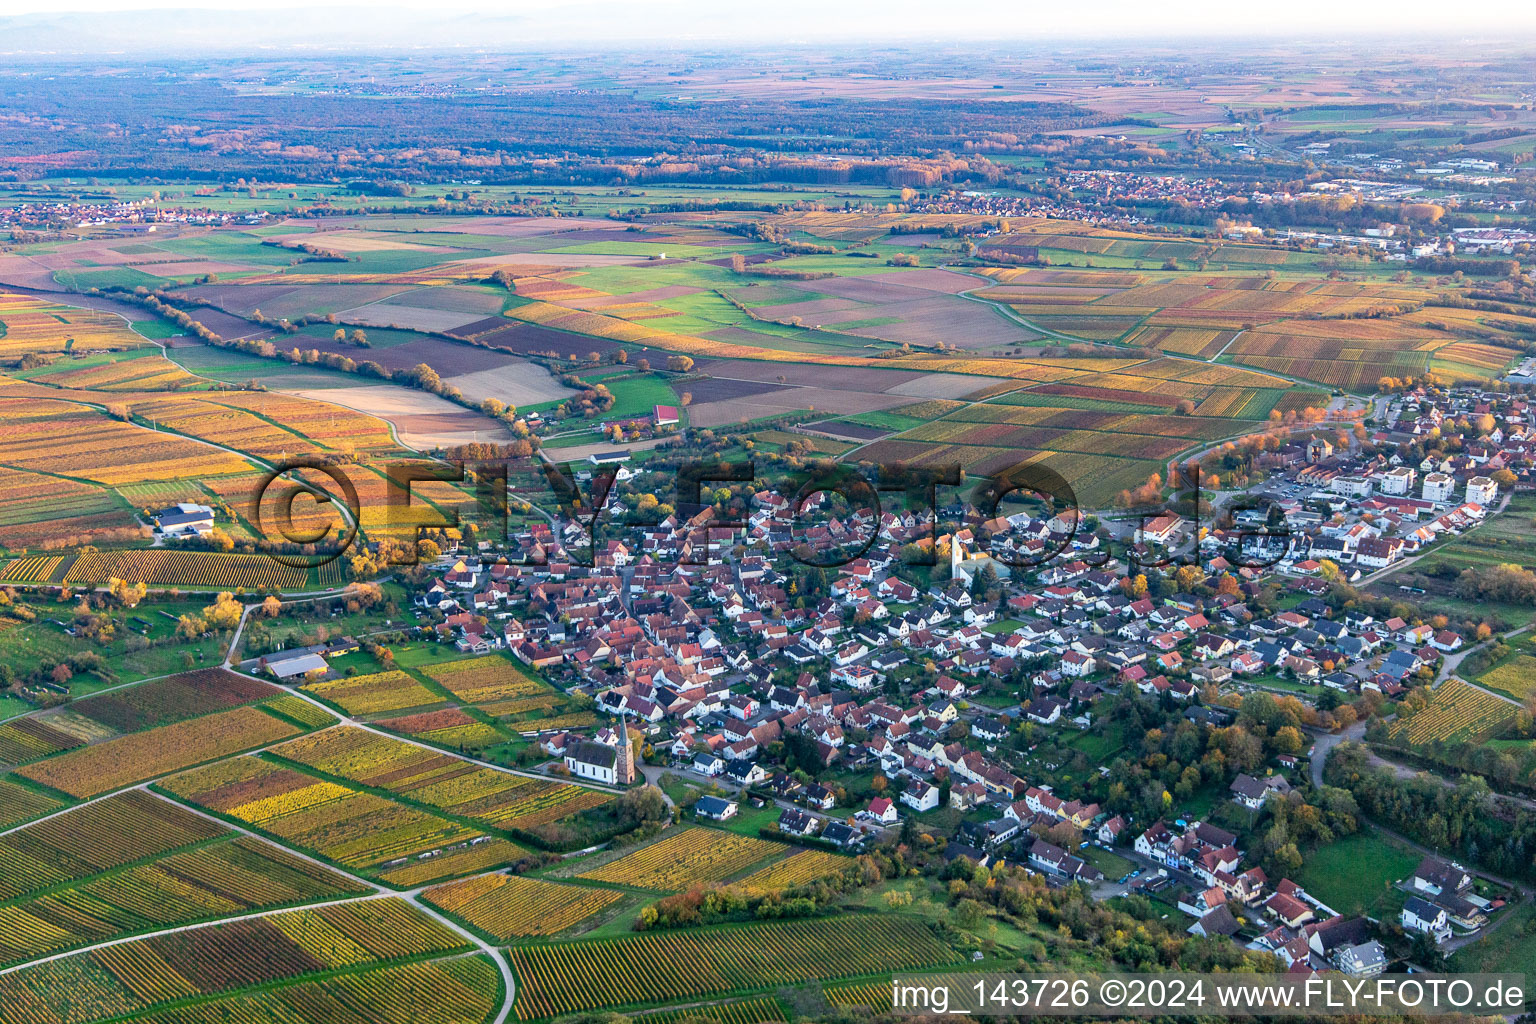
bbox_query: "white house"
[900,782,939,813]
[1422,473,1455,503]
[1401,895,1452,944]
[1465,476,1499,507]
[1229,773,1290,811]
[1060,651,1095,678]
[1378,466,1415,496]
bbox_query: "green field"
[1472,634,1536,702]
[1449,901,1536,980]
[1292,828,1420,919]
[0,597,232,691]
[1081,846,1136,880]
[1415,494,1536,574]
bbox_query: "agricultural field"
[6,84,1536,1024]
[0,715,88,767]
[423,872,624,940]
[16,705,304,798]
[849,355,1329,504]
[0,776,65,830]
[62,550,345,591]
[263,694,341,729]
[0,790,369,965]
[576,827,785,892]
[68,668,278,733]
[0,899,480,1024]
[967,266,1520,392]
[376,840,531,888]
[303,670,446,716]
[0,391,253,488]
[641,997,788,1024]
[269,726,615,834]
[825,981,895,1012]
[1381,678,1518,747]
[376,707,510,751]
[730,850,849,896]
[0,292,155,359]
[1475,647,1536,702]
[507,914,961,1018]
[421,655,554,709]
[156,754,524,880]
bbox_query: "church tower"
[615,715,637,785]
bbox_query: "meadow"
[1291,828,1421,920]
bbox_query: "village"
[230,378,1536,977]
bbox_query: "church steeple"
[614,714,636,785]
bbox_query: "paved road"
[1309,719,1367,789]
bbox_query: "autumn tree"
[202,593,243,630]
[108,577,147,608]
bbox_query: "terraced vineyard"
[508,915,961,1018]
[423,873,624,939]
[0,900,483,1024]
[576,827,784,892]
[1383,679,1517,746]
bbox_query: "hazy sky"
[2,0,1536,40]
